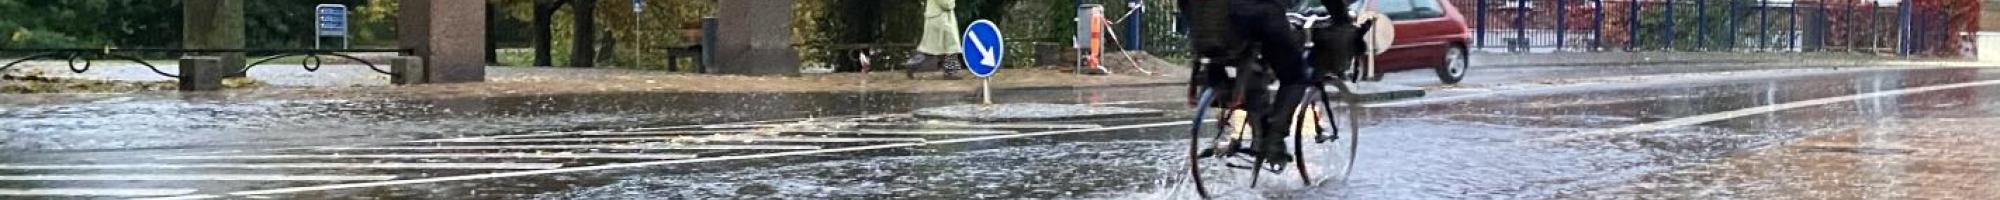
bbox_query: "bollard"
[1869,1,1880,53]
[1629,0,1640,51]
[1556,0,1567,52]
[1792,0,1808,52]
[1760,0,1770,51]
[1897,0,1909,57]
[178,56,224,91]
[701,17,718,73]
[1514,0,1526,53]
[1816,0,1827,52]
[1593,0,1604,51]
[1125,0,1142,51]
[1720,0,1736,50]
[1477,0,1487,49]
[391,56,427,85]
[1697,0,1706,50]
[1666,0,1675,50]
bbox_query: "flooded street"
[5,63,2000,199]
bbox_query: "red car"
[1302,0,1473,83]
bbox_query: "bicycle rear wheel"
[1186,88,1217,198]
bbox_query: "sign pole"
[982,78,993,105]
[962,19,1004,106]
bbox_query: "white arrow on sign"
[967,31,998,67]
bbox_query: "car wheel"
[1435,45,1468,84]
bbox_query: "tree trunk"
[532,0,556,67]
[486,2,498,65]
[183,0,245,76]
[570,0,598,68]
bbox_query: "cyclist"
[1186,0,1358,166]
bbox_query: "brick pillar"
[713,0,800,75]
[399,0,488,83]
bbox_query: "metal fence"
[1119,0,1978,59]
[1454,0,1977,57]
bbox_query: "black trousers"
[1228,0,1309,154]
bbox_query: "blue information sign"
[316,4,348,36]
[960,20,1004,78]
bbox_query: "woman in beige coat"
[903,0,962,79]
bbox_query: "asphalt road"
[3,62,1998,199]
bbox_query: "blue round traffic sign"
[961,20,1004,77]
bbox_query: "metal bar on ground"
[0,188,199,197]
[0,175,399,181]
[313,144,822,151]
[0,163,564,170]
[439,137,927,143]
[158,153,697,160]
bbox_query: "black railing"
[0,48,414,78]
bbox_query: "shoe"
[1257,145,1293,166]
[902,53,928,67]
[942,69,962,80]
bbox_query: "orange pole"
[1089,11,1105,72]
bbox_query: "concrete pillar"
[182,0,245,76]
[392,56,428,85]
[178,56,224,91]
[399,0,488,83]
[713,0,800,75]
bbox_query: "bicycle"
[1181,5,1383,198]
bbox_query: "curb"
[912,103,1169,122]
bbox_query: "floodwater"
[4,65,1999,199]
[544,67,2000,199]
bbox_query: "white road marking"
[494,129,1018,138]
[1543,79,2000,142]
[139,120,1208,200]
[701,123,1105,129]
[158,153,697,160]
[434,137,926,143]
[0,163,564,170]
[412,114,905,142]
[865,123,1105,129]
[699,124,781,129]
[849,129,1020,135]
[1098,100,1161,105]
[0,175,398,181]
[0,188,198,197]
[313,144,821,151]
